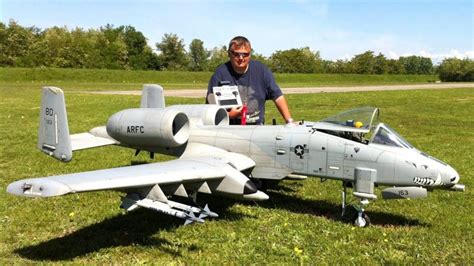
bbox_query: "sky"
[1,0,473,63]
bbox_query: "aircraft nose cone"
[439,164,460,186]
[448,166,460,184]
[445,166,465,192]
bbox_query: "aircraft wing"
[70,132,118,151]
[7,158,226,197]
[7,142,259,200]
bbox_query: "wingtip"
[7,179,71,197]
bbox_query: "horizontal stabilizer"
[71,132,117,151]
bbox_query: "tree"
[42,26,75,67]
[188,38,209,71]
[68,27,97,68]
[418,57,433,74]
[251,50,270,67]
[269,47,321,73]
[0,21,163,69]
[207,46,228,71]
[399,56,433,74]
[156,33,188,70]
[300,47,323,73]
[97,24,129,69]
[0,22,8,65]
[386,59,404,74]
[140,45,162,70]
[322,59,350,74]
[373,53,387,74]
[1,20,38,66]
[349,51,376,74]
[120,26,149,69]
[438,58,474,81]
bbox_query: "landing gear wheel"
[353,212,371,228]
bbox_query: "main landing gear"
[341,182,372,228]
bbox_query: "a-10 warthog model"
[7,85,465,227]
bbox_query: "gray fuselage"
[187,124,459,189]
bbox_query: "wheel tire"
[354,213,371,228]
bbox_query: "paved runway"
[83,83,474,98]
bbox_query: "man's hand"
[227,106,243,119]
[274,96,294,125]
[285,118,298,127]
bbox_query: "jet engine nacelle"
[106,108,190,148]
[166,105,229,126]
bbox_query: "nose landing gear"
[353,199,371,227]
[341,182,372,228]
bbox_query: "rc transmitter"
[208,85,243,108]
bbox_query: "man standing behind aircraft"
[207,36,294,125]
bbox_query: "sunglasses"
[230,51,250,58]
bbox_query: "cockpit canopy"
[371,123,413,148]
[312,107,379,134]
[310,107,413,148]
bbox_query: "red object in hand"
[241,103,247,125]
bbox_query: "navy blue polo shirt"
[207,60,283,125]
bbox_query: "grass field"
[0,67,439,90]
[0,75,473,263]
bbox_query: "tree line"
[1,20,472,81]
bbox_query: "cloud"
[387,51,399,60]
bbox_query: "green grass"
[1,67,438,90]
[0,81,473,263]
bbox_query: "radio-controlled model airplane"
[7,85,465,227]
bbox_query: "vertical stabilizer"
[140,84,165,108]
[37,87,72,162]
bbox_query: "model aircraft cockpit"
[321,106,379,130]
[310,107,380,143]
[371,123,414,148]
[311,107,416,148]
